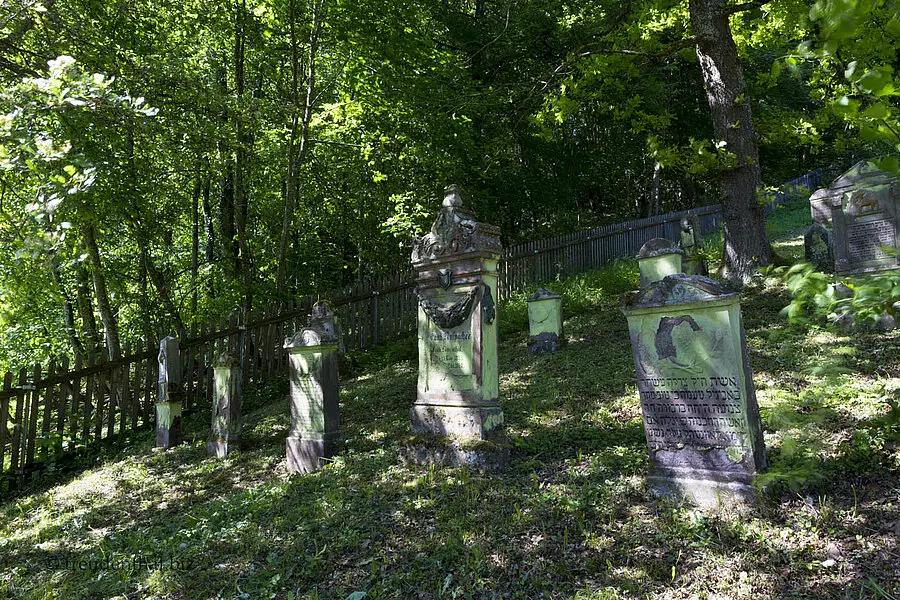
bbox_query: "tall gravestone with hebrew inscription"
[284,302,342,474]
[409,184,504,455]
[621,274,767,506]
[208,352,242,458]
[155,336,183,449]
[809,160,899,274]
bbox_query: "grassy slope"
[1,199,899,600]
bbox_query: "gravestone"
[804,223,834,273]
[679,216,708,277]
[638,238,684,288]
[155,336,183,449]
[809,160,899,274]
[526,288,563,355]
[621,274,767,506]
[408,184,505,462]
[284,302,341,474]
[208,352,242,458]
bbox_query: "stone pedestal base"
[647,474,757,508]
[528,332,561,355]
[207,439,238,458]
[155,401,182,449]
[400,435,510,471]
[411,403,503,440]
[286,433,341,474]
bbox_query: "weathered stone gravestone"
[408,184,505,465]
[679,216,708,277]
[621,275,767,506]
[638,238,683,288]
[156,336,183,449]
[808,160,899,274]
[208,352,242,458]
[284,302,341,474]
[526,288,563,355]
[804,223,834,273]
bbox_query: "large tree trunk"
[82,223,121,360]
[690,0,768,282]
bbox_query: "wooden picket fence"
[0,167,834,492]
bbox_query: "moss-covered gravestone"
[407,185,506,467]
[638,238,684,288]
[208,352,242,458]
[284,302,341,474]
[155,336,182,449]
[526,288,563,355]
[621,275,767,506]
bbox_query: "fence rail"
[0,167,834,491]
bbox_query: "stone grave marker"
[638,238,683,288]
[804,223,834,273]
[208,351,242,458]
[155,336,183,449]
[284,302,341,474]
[526,288,563,355]
[621,274,767,506]
[406,184,506,467]
[808,160,899,274]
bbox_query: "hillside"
[1,199,898,599]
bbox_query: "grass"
[1,196,899,599]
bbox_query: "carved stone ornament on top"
[411,184,502,265]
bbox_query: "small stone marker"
[284,302,341,474]
[638,238,684,288]
[621,274,767,506]
[156,336,183,449]
[804,223,834,273]
[208,352,242,458]
[408,184,505,465]
[526,288,563,355]
[809,160,899,274]
[679,216,708,277]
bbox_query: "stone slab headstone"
[679,216,708,277]
[208,352,242,458]
[409,184,504,451]
[638,238,684,289]
[621,274,767,506]
[284,302,341,474]
[155,336,183,449]
[804,223,834,273]
[526,288,563,355]
[810,160,899,274]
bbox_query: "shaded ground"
[1,198,899,599]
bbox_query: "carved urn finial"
[443,184,463,208]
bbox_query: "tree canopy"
[0,0,897,366]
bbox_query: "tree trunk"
[275,0,325,293]
[234,0,254,316]
[82,223,121,360]
[690,0,768,282]
[50,257,84,358]
[191,167,200,315]
[75,262,100,360]
[202,163,215,297]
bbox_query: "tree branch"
[722,0,771,15]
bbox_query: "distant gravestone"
[638,238,683,289]
[284,302,341,474]
[804,223,834,273]
[526,288,563,355]
[155,336,183,449]
[809,160,899,274]
[407,184,506,466]
[208,352,242,458]
[679,216,708,277]
[621,275,767,506]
